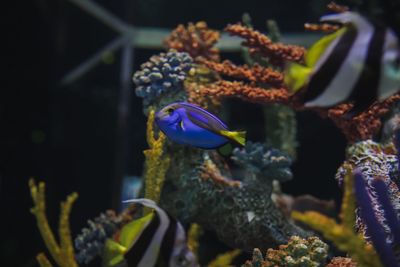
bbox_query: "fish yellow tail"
[220,130,246,146]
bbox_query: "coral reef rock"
[160,142,309,251]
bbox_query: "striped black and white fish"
[103,198,198,267]
[285,11,400,114]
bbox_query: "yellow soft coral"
[292,165,382,267]
[187,223,203,260]
[143,108,171,214]
[29,179,79,267]
[207,249,241,267]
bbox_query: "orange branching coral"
[200,81,291,104]
[304,23,340,33]
[200,159,242,187]
[200,59,284,87]
[225,23,305,66]
[322,94,400,143]
[164,21,220,62]
[326,257,357,267]
[327,1,349,13]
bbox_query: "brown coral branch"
[323,94,400,143]
[304,23,340,33]
[200,159,242,187]
[225,23,305,66]
[327,2,349,13]
[199,81,291,104]
[200,59,284,87]
[164,21,220,62]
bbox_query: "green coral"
[241,236,329,267]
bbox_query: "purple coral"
[354,171,400,267]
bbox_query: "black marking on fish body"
[183,107,228,136]
[160,214,178,266]
[125,213,161,267]
[303,26,358,103]
[346,25,386,116]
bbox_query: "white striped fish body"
[103,199,198,267]
[285,12,400,113]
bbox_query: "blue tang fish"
[155,102,246,149]
[103,198,198,267]
[284,11,400,114]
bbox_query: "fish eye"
[167,108,174,114]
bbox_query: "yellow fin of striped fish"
[120,212,154,248]
[306,28,345,67]
[284,63,313,92]
[284,28,346,93]
[103,239,128,267]
[219,130,246,146]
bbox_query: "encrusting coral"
[292,166,383,267]
[241,236,328,267]
[29,179,79,267]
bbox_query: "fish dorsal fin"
[178,102,228,134]
[284,27,346,92]
[306,27,346,67]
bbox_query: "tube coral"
[292,167,383,267]
[29,179,79,267]
[354,172,400,267]
[143,108,170,213]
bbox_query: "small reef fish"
[155,102,246,149]
[103,198,198,267]
[285,11,400,114]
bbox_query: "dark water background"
[2,0,347,266]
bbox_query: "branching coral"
[194,19,400,143]
[164,21,220,62]
[292,167,383,267]
[29,179,79,267]
[143,108,170,213]
[241,236,328,267]
[225,23,305,67]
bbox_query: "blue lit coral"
[133,50,193,108]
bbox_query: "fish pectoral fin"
[219,130,246,146]
[179,119,185,131]
[103,239,127,267]
[284,63,312,93]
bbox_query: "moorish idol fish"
[155,102,246,149]
[285,11,400,114]
[103,198,198,267]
